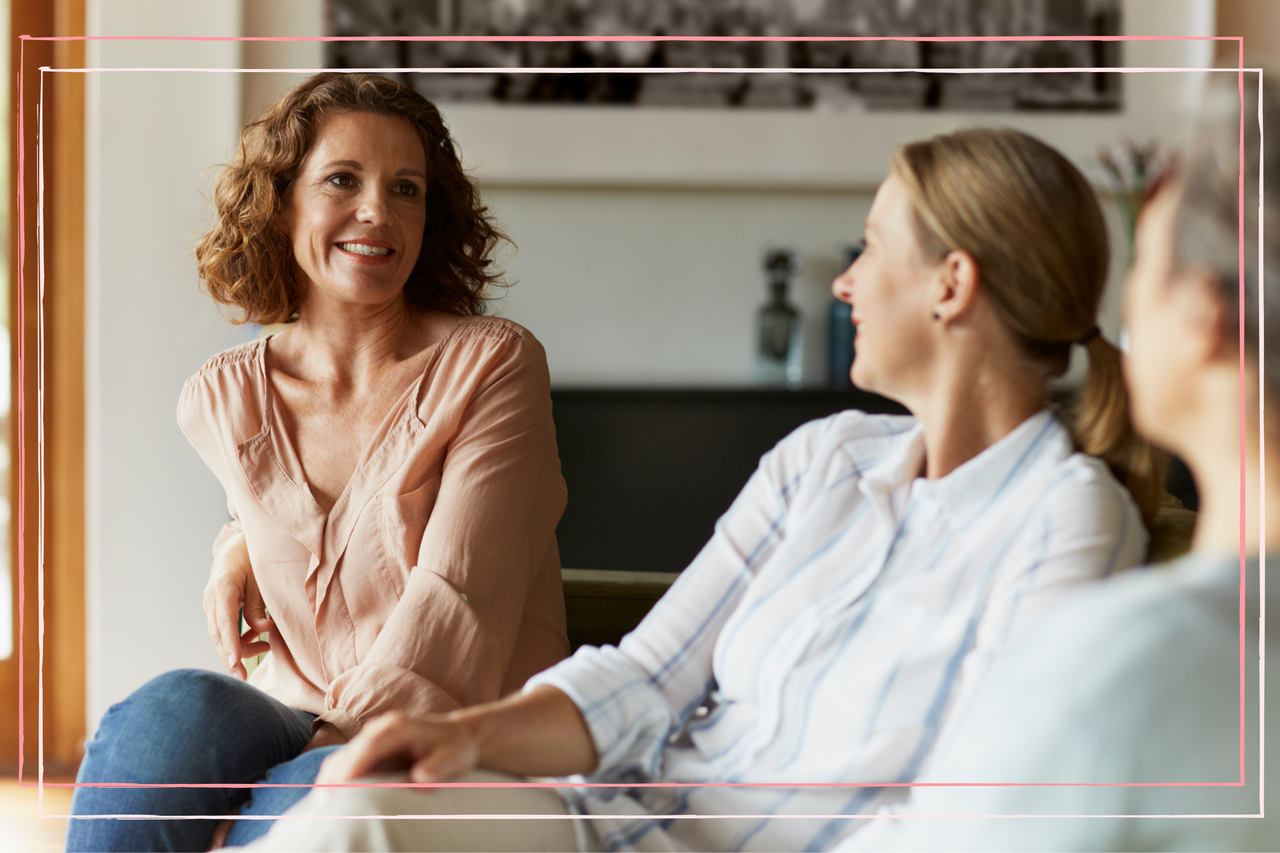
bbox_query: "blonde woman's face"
[831,173,941,400]
[281,110,428,314]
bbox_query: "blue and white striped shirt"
[528,408,1146,853]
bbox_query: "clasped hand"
[316,711,479,785]
[314,686,597,786]
[203,532,274,680]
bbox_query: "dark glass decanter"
[756,249,802,389]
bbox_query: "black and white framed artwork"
[325,0,1123,112]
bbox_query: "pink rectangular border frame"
[14,33,1262,825]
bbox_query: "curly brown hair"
[195,72,508,324]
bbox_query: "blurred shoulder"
[1061,552,1238,638]
[1007,553,1237,704]
[929,553,1240,788]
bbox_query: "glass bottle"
[756,249,803,389]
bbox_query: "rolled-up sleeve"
[317,330,567,737]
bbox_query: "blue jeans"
[67,669,342,852]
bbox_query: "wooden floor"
[0,777,74,852]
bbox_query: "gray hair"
[1173,71,1280,398]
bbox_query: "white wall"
[81,0,1213,732]
[84,2,248,731]
[487,186,869,385]
[484,182,1140,388]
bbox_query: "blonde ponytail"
[1072,336,1166,524]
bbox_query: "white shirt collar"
[859,409,1071,529]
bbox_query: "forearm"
[211,529,248,579]
[453,685,597,778]
[318,567,502,731]
[318,662,464,740]
[317,684,598,785]
[204,527,272,679]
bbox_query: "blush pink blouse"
[177,315,570,738]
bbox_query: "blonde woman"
[248,128,1158,853]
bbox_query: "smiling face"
[280,110,428,314]
[831,172,942,400]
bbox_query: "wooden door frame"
[3,0,85,779]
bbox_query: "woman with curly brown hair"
[66,72,570,852]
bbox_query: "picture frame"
[302,0,1216,189]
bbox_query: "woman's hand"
[317,710,478,784]
[203,532,274,680]
[317,685,597,785]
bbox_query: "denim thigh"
[222,745,343,847]
[66,668,315,852]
